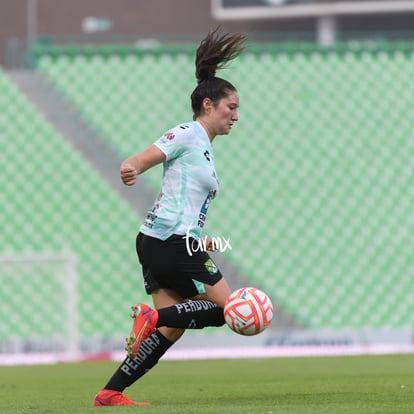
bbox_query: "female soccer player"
[94,28,245,406]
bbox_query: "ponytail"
[191,28,246,119]
[195,27,245,84]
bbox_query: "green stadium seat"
[0,68,149,344]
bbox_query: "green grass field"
[1,354,413,413]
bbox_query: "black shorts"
[136,232,223,298]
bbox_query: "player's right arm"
[120,144,166,186]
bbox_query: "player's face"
[211,91,239,136]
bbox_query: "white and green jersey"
[140,121,219,240]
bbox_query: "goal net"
[0,253,79,360]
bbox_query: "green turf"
[0,354,413,413]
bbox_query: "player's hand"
[120,162,137,186]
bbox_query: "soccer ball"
[224,287,273,336]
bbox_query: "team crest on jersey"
[204,258,218,274]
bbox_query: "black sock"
[156,300,225,329]
[104,330,173,392]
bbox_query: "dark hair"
[191,28,246,120]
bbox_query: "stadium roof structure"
[211,0,414,20]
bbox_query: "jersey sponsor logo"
[203,150,211,161]
[165,131,175,141]
[159,131,175,144]
[198,190,216,228]
[143,202,160,229]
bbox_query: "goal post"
[0,253,79,361]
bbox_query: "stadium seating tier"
[1,41,413,346]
